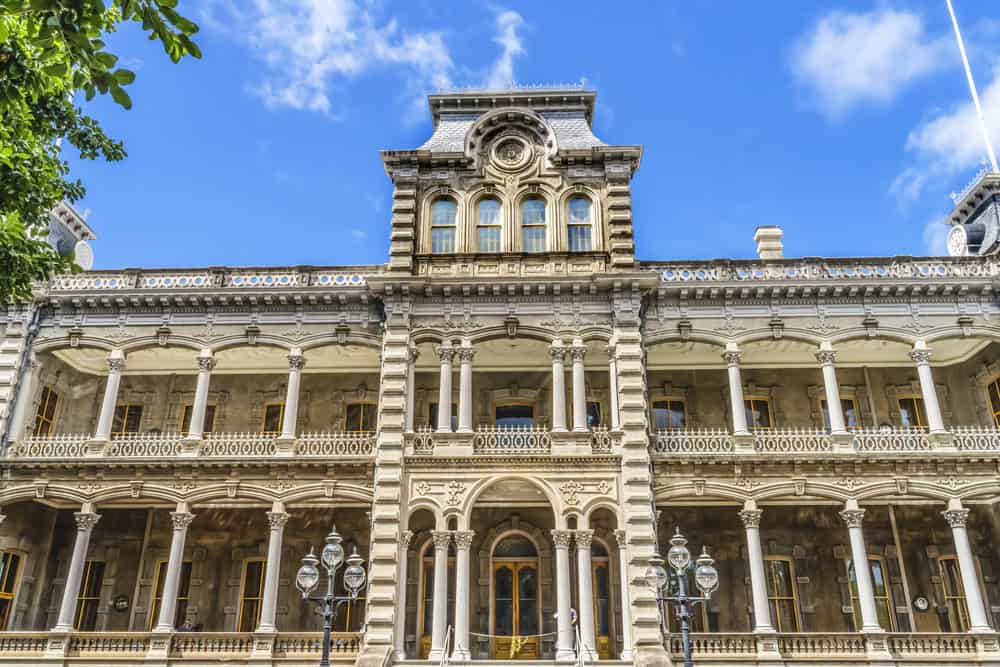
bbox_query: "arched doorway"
[492,535,540,659]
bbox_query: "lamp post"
[646,530,720,667]
[296,525,368,667]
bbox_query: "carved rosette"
[551,529,574,549]
[909,349,933,365]
[197,357,217,372]
[266,512,290,530]
[560,481,583,505]
[107,358,125,373]
[452,530,475,550]
[722,350,742,367]
[839,509,865,528]
[574,529,594,549]
[815,350,837,366]
[74,512,102,531]
[287,354,306,371]
[942,508,970,529]
[170,512,196,531]
[445,481,466,506]
[738,509,762,528]
[431,530,453,549]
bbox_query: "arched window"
[477,198,502,252]
[567,196,593,252]
[521,198,546,252]
[430,198,457,254]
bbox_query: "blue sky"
[68,0,1000,269]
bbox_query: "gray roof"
[418,110,604,153]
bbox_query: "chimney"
[754,226,784,260]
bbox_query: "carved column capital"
[549,346,567,363]
[839,509,866,528]
[436,346,456,363]
[457,347,476,363]
[407,347,419,364]
[613,529,627,548]
[266,512,290,530]
[74,512,101,531]
[815,350,837,366]
[568,346,587,363]
[574,529,594,549]
[431,530,453,549]
[722,350,742,367]
[170,512,196,531]
[942,508,970,529]
[909,348,933,365]
[452,530,475,550]
[107,358,125,373]
[738,509,762,528]
[197,356,217,372]
[551,529,574,548]
[287,354,306,371]
[401,530,414,549]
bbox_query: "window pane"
[745,399,772,429]
[899,398,926,427]
[518,566,538,635]
[568,197,591,223]
[478,198,501,226]
[43,388,59,419]
[429,403,458,429]
[568,225,592,252]
[522,199,545,226]
[478,226,501,252]
[586,402,601,428]
[422,566,434,634]
[842,399,858,428]
[431,199,457,227]
[523,226,546,253]
[431,228,455,254]
[262,404,283,433]
[496,405,533,428]
[495,567,514,636]
[990,381,1000,421]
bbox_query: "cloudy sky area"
[69,0,1000,267]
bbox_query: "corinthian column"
[608,345,620,430]
[279,351,305,440]
[394,531,413,659]
[613,530,633,661]
[452,530,474,659]
[94,352,125,441]
[457,346,475,434]
[550,345,568,432]
[575,529,597,660]
[186,351,215,440]
[153,508,196,632]
[910,343,946,433]
[427,530,452,660]
[551,530,575,661]
[436,346,455,433]
[942,501,993,632]
[52,510,101,632]
[256,507,290,633]
[723,345,749,436]
[739,504,774,633]
[570,341,588,432]
[405,348,418,433]
[839,503,882,632]
[816,345,847,435]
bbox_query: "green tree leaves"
[0,1,200,303]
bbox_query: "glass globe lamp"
[666,530,691,574]
[296,549,320,597]
[646,553,669,592]
[343,546,367,598]
[694,548,719,597]
[321,525,345,572]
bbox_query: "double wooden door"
[492,560,540,659]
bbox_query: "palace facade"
[2,88,1000,667]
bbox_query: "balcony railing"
[666,632,987,662]
[6,431,376,461]
[408,425,619,456]
[473,425,552,454]
[0,631,361,662]
[651,426,1000,458]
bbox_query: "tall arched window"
[430,198,457,254]
[477,198,502,252]
[567,196,593,252]
[521,198,546,252]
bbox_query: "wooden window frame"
[0,551,22,629]
[566,196,593,252]
[494,402,534,428]
[845,554,896,631]
[897,396,927,428]
[520,197,547,253]
[987,378,1000,427]
[111,404,144,437]
[74,560,105,631]
[764,555,800,632]
[821,397,860,429]
[237,558,266,633]
[476,197,503,253]
[585,400,602,428]
[744,396,774,430]
[261,403,285,435]
[345,403,378,432]
[430,198,458,254]
[937,555,972,632]
[32,386,59,437]
[179,404,216,435]
[148,560,193,630]
[651,397,687,430]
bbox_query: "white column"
[153,507,196,632]
[552,530,575,661]
[613,530,633,661]
[52,510,101,631]
[256,507,289,633]
[452,530,474,659]
[550,345,568,432]
[427,530,452,661]
[436,346,455,433]
[910,343,946,433]
[608,345,620,431]
[943,500,993,633]
[575,529,597,660]
[394,531,414,659]
[723,345,749,436]
[570,340,588,432]
[94,351,125,440]
[739,504,775,633]
[279,350,305,440]
[9,355,39,442]
[186,351,215,440]
[457,345,475,434]
[405,349,418,433]
[840,503,882,632]
[817,346,847,434]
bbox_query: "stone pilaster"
[385,166,418,274]
[605,168,637,269]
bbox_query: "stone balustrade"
[47,267,374,292]
[0,631,361,664]
[651,426,1000,458]
[406,425,620,456]
[5,431,375,461]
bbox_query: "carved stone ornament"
[909,348,933,365]
[574,529,594,549]
[722,350,742,366]
[815,350,837,366]
[839,509,866,528]
[107,358,125,373]
[457,347,476,363]
[436,346,456,363]
[452,530,475,549]
[491,135,533,172]
[431,530,452,549]
[415,482,431,497]
[287,354,306,371]
[613,529,627,548]
[401,530,414,549]
[170,512,196,531]
[445,480,466,506]
[942,508,970,528]
[596,480,611,495]
[568,347,587,362]
[738,509,762,528]
[549,346,567,362]
[560,480,583,505]
[266,512,290,530]
[197,356,217,372]
[551,529,574,548]
[74,512,102,531]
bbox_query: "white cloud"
[792,9,950,116]
[202,2,528,118]
[893,64,1000,203]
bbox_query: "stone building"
[1,87,1000,666]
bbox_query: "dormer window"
[522,198,546,252]
[567,196,593,252]
[431,198,457,254]
[477,198,502,252]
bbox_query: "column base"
[179,436,203,456]
[929,431,956,451]
[84,438,109,457]
[427,647,445,661]
[619,648,634,662]
[145,632,172,659]
[733,433,755,453]
[863,630,892,661]
[44,631,70,658]
[450,647,471,660]
[754,629,781,661]
[274,436,296,456]
[555,647,577,663]
[152,623,176,633]
[831,432,855,452]
[633,644,671,667]
[250,631,277,658]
